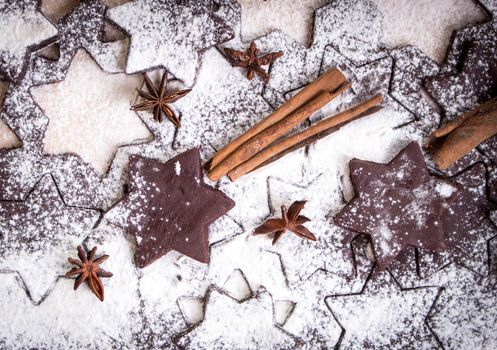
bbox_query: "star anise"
[131,70,191,127]
[65,245,113,302]
[224,41,283,81]
[253,200,316,245]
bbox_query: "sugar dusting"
[0,0,495,348]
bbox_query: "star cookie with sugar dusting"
[106,148,235,268]
[173,286,303,349]
[334,142,460,270]
[327,269,440,349]
[424,21,497,164]
[0,175,100,304]
[30,49,152,176]
[107,0,233,86]
[0,0,57,82]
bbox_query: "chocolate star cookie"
[107,0,233,86]
[106,148,235,268]
[334,142,460,270]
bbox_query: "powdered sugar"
[0,1,495,348]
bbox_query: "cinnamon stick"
[425,96,497,170]
[228,94,384,181]
[207,68,349,170]
[208,81,351,181]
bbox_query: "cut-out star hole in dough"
[30,49,152,175]
[373,0,486,63]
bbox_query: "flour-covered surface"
[1,0,497,349]
[264,173,356,285]
[239,0,328,46]
[107,0,233,86]
[173,48,272,159]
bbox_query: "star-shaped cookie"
[107,0,233,86]
[424,21,497,164]
[105,148,235,268]
[326,269,440,349]
[0,0,57,82]
[334,142,460,270]
[173,286,303,349]
[30,49,152,175]
[0,174,100,304]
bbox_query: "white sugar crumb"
[175,161,181,175]
[435,182,457,198]
[373,0,486,63]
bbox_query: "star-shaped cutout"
[426,267,497,349]
[283,238,374,348]
[263,173,358,286]
[0,0,57,82]
[326,269,440,348]
[107,0,233,86]
[334,142,460,270]
[173,48,273,159]
[135,252,209,348]
[105,148,235,268]
[173,286,303,349]
[374,0,486,63]
[0,233,142,348]
[30,49,152,175]
[209,234,290,300]
[0,175,100,304]
[0,118,20,150]
[312,0,386,65]
[389,46,441,133]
